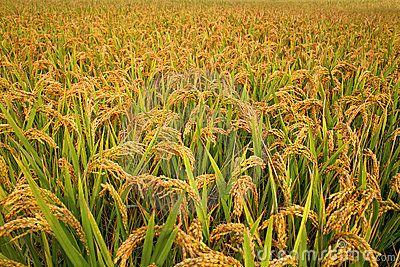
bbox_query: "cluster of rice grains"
[0,0,399,266]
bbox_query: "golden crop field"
[0,0,399,266]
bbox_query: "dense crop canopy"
[0,0,399,266]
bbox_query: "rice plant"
[0,0,399,266]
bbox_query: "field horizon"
[0,0,399,266]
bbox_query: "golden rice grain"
[175,228,242,266]
[153,141,195,168]
[0,182,87,248]
[0,217,52,240]
[324,189,377,234]
[23,129,58,149]
[210,223,245,244]
[115,225,163,267]
[280,205,319,228]
[195,174,216,189]
[145,175,200,203]
[232,155,265,178]
[0,124,13,135]
[87,158,133,182]
[58,158,77,184]
[274,213,288,250]
[50,205,87,248]
[322,240,356,267]
[173,254,242,267]
[270,255,298,267]
[0,258,28,267]
[391,173,400,194]
[230,175,258,217]
[188,219,203,242]
[97,141,146,160]
[379,199,400,213]
[100,183,128,231]
[37,105,79,134]
[0,155,11,190]
[334,232,380,267]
